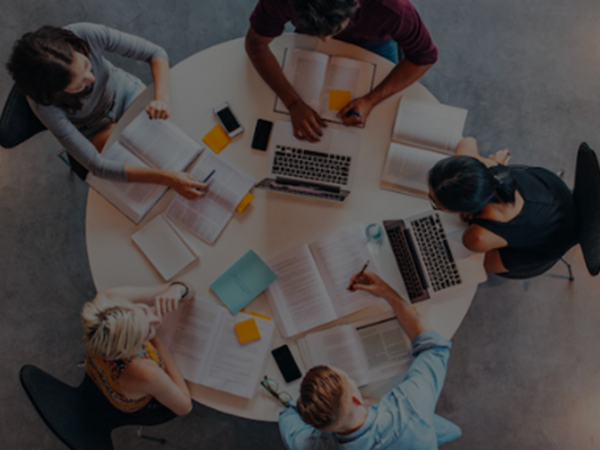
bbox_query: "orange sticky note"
[234,318,261,344]
[328,89,352,111]
[250,311,272,321]
[236,192,254,212]
[203,124,232,154]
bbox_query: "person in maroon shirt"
[245,0,438,142]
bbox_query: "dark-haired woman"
[7,23,206,200]
[428,137,577,274]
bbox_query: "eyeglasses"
[428,193,439,211]
[260,376,292,407]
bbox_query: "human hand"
[288,99,327,142]
[154,283,187,317]
[488,148,511,165]
[337,96,375,127]
[169,172,208,200]
[459,212,474,222]
[347,271,395,298]
[146,100,171,120]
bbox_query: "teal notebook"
[210,249,278,315]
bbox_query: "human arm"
[348,271,429,341]
[104,281,195,316]
[338,60,432,126]
[120,335,192,415]
[455,137,511,167]
[278,403,321,450]
[125,165,207,200]
[146,57,171,120]
[245,27,326,142]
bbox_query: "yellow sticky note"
[203,124,232,154]
[236,192,254,212]
[328,89,352,111]
[250,311,272,321]
[234,318,262,344]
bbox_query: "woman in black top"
[428,137,578,273]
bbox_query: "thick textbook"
[275,48,376,124]
[161,298,275,399]
[86,112,203,223]
[380,97,468,197]
[298,312,412,387]
[265,225,383,339]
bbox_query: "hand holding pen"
[348,260,370,291]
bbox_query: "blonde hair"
[297,366,344,430]
[81,292,145,360]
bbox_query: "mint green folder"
[210,249,277,315]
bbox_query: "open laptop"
[384,210,487,303]
[255,121,360,202]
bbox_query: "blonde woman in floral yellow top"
[82,281,194,415]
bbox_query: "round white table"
[86,34,477,421]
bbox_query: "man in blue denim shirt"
[278,271,461,450]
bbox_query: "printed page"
[275,48,330,113]
[353,314,412,384]
[310,225,383,319]
[381,142,448,194]
[161,299,225,384]
[265,245,338,338]
[392,97,468,153]
[301,325,369,386]
[131,214,197,281]
[164,152,255,244]
[86,141,166,223]
[320,56,375,122]
[120,112,202,171]
[200,313,275,399]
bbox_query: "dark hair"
[297,366,344,430]
[291,0,359,37]
[428,156,517,214]
[6,26,91,110]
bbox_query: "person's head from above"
[296,365,366,433]
[290,0,359,41]
[6,25,94,109]
[82,292,162,360]
[428,156,517,215]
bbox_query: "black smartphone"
[251,119,273,151]
[271,345,302,383]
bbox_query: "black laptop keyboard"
[386,222,430,302]
[272,146,351,186]
[410,214,462,292]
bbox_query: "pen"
[346,110,363,119]
[203,169,216,183]
[349,260,370,290]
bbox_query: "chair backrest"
[0,85,46,149]
[19,365,175,450]
[573,142,600,276]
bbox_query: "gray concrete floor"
[1,0,600,449]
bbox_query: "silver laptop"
[256,121,360,202]
[384,210,487,303]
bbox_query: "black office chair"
[20,365,176,450]
[573,142,600,276]
[0,84,46,148]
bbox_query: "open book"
[275,48,376,124]
[298,312,412,387]
[86,112,203,223]
[161,298,275,399]
[380,97,468,197]
[265,225,383,339]
[164,151,255,245]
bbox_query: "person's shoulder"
[366,0,419,16]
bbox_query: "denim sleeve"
[28,100,127,181]
[66,23,168,62]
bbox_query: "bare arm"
[124,164,207,200]
[348,271,429,341]
[120,335,192,415]
[245,27,326,142]
[455,137,511,167]
[338,60,432,126]
[104,281,195,315]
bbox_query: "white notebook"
[132,214,198,281]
